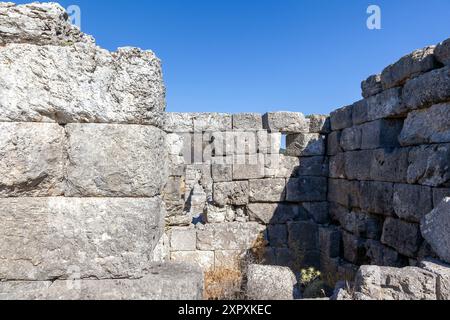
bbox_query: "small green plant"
[299,267,321,287]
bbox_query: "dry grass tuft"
[204,268,244,300]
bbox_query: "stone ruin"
[1,2,450,300]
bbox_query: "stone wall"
[328,38,450,279]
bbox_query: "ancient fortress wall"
[1,2,450,300]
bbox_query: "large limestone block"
[407,144,450,187]
[246,265,298,300]
[196,222,265,251]
[286,133,326,156]
[330,105,353,131]
[403,66,450,110]
[0,122,64,197]
[232,113,263,130]
[337,209,383,240]
[381,46,438,89]
[192,113,232,132]
[328,179,360,209]
[393,184,433,223]
[365,240,407,267]
[421,198,450,264]
[65,124,167,197]
[213,181,249,207]
[170,251,215,270]
[0,263,203,300]
[359,181,394,216]
[163,113,194,133]
[0,2,91,46]
[399,103,450,146]
[0,197,165,281]
[0,43,165,124]
[381,218,422,258]
[286,177,327,202]
[232,154,265,180]
[307,115,330,134]
[419,259,450,300]
[353,265,436,300]
[262,112,309,133]
[370,148,409,183]
[435,38,450,66]
[361,74,382,99]
[249,178,286,203]
[247,203,306,225]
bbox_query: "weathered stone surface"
[361,74,382,99]
[232,113,263,130]
[360,119,403,150]
[328,179,360,209]
[400,103,450,146]
[344,150,372,181]
[169,227,197,251]
[163,113,194,133]
[295,156,328,177]
[340,126,362,151]
[353,265,436,300]
[232,154,265,180]
[329,153,346,179]
[257,131,281,154]
[330,105,353,131]
[421,198,450,264]
[246,265,298,300]
[319,227,341,259]
[0,123,64,197]
[342,231,367,265]
[286,177,327,202]
[403,66,450,110]
[433,188,450,207]
[249,178,286,203]
[302,202,329,224]
[0,2,91,46]
[268,224,288,247]
[233,131,259,155]
[263,112,309,133]
[393,184,433,223]
[170,251,214,270]
[338,210,383,240]
[419,259,450,300]
[0,263,203,300]
[0,197,165,281]
[359,181,394,216]
[370,148,409,183]
[286,133,326,156]
[365,240,408,267]
[435,38,450,65]
[192,113,232,132]
[152,233,170,263]
[264,154,297,178]
[288,221,319,252]
[382,218,422,257]
[205,204,235,223]
[407,144,450,187]
[247,203,306,225]
[0,44,165,123]
[327,131,342,156]
[196,222,265,251]
[211,163,233,182]
[65,124,167,197]
[307,115,330,133]
[381,46,438,89]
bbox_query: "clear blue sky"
[15,0,450,114]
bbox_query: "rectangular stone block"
[327,131,342,156]
[330,105,353,131]
[337,209,384,240]
[233,131,259,155]
[319,227,341,259]
[360,119,403,150]
[435,38,450,66]
[359,181,394,216]
[247,203,307,225]
[211,163,233,182]
[164,113,194,133]
[286,177,327,202]
[381,46,438,89]
[287,221,319,252]
[419,259,450,300]
[344,150,372,181]
[407,144,450,187]
[192,113,232,132]
[232,113,263,130]
[361,74,382,99]
[171,251,215,270]
[169,227,197,251]
[307,115,331,134]
[340,126,362,151]
[302,202,330,224]
[328,179,360,209]
[65,124,167,197]
[257,131,281,154]
[393,184,433,223]
[297,156,329,177]
[342,231,367,265]
[329,153,346,179]
[213,181,249,207]
[365,240,408,268]
[196,222,265,251]
[286,133,326,156]
[268,224,288,248]
[262,112,309,133]
[370,148,409,183]
[232,154,265,180]
[381,218,423,258]
[264,154,297,178]
[249,178,286,203]
[0,197,164,281]
[0,122,64,197]
[403,66,450,110]
[399,103,450,146]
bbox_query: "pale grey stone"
[360,119,403,150]
[381,46,438,89]
[393,184,433,223]
[247,203,306,225]
[213,181,249,207]
[433,188,450,207]
[361,74,382,98]
[381,218,422,257]
[297,156,328,177]
[286,133,326,156]
[370,148,409,183]
[421,198,450,264]
[232,113,263,130]
[196,222,265,251]
[232,154,265,180]
[264,154,299,178]
[170,227,197,251]
[193,113,232,132]
[170,251,215,270]
[0,197,165,281]
[164,113,194,133]
[327,131,342,156]
[307,114,330,133]
[211,163,233,182]
[419,259,450,300]
[0,263,203,300]
[65,124,167,197]
[0,44,165,123]
[353,265,436,300]
[399,103,450,146]
[330,105,353,131]
[249,178,286,203]
[263,112,309,133]
[328,179,361,209]
[247,265,298,300]
[403,66,450,110]
[257,131,281,154]
[151,233,170,263]
[0,2,92,46]
[435,38,450,65]
[344,150,372,181]
[340,126,362,151]
[365,240,407,267]
[329,153,346,179]
[407,144,450,187]
[337,210,383,240]
[286,177,327,202]
[0,123,64,197]
[359,181,394,216]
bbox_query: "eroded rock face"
[246,265,298,300]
